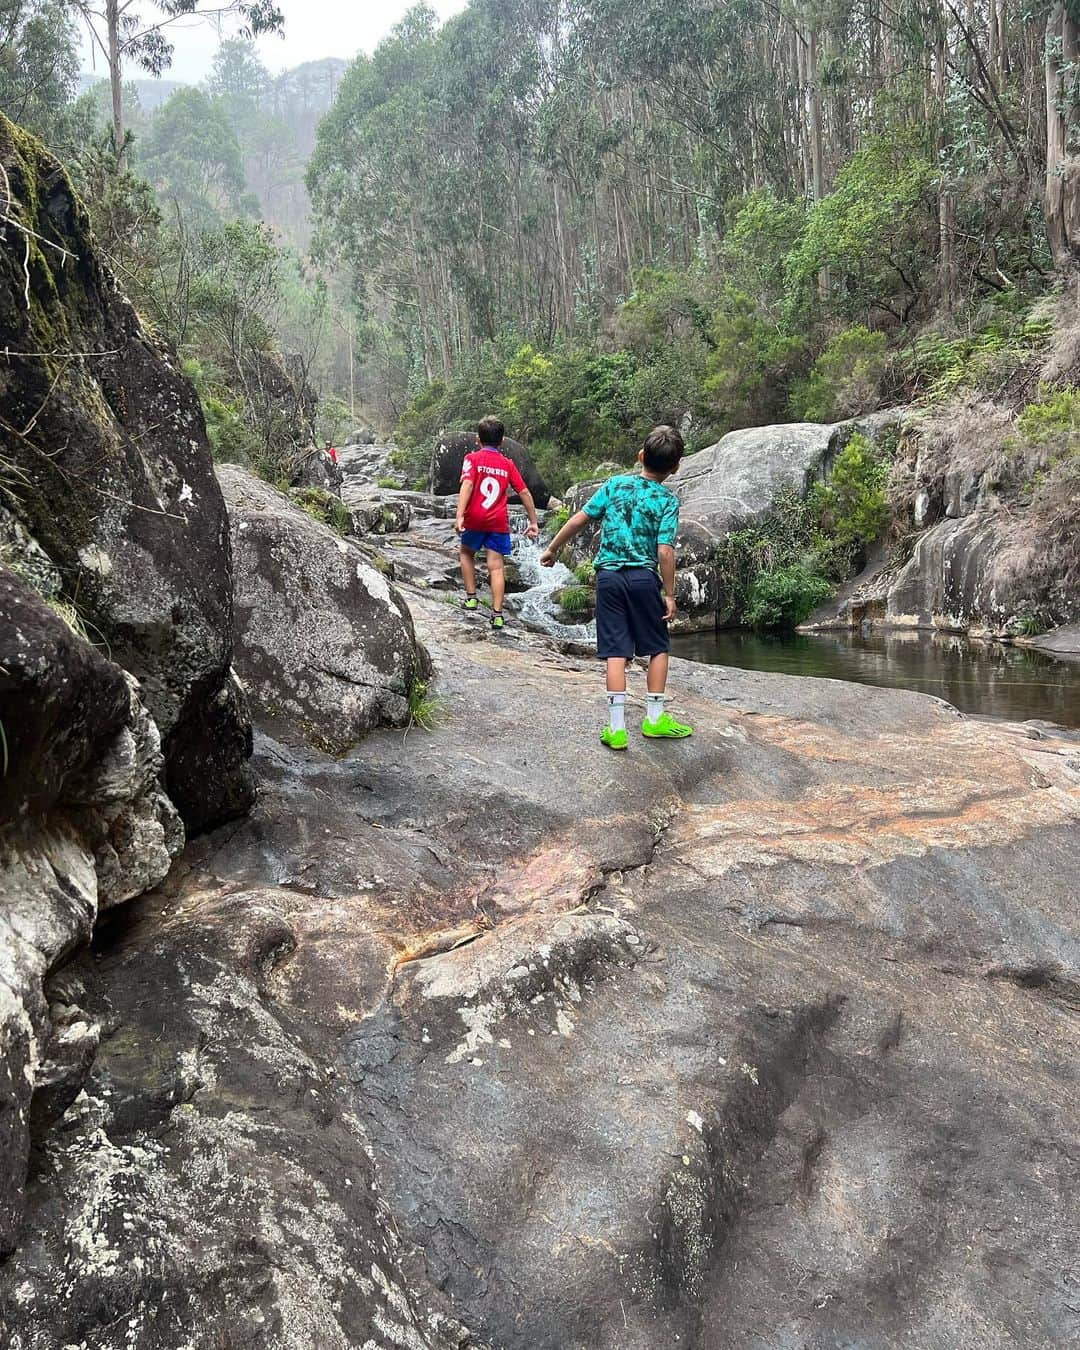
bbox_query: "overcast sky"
[79,0,469,83]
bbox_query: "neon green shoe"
[490,612,505,630]
[462,595,479,612]
[642,711,693,739]
[600,726,628,751]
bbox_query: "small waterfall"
[511,531,596,642]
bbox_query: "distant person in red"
[456,415,539,630]
[324,441,339,464]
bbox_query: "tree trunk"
[936,20,957,309]
[1045,2,1080,268]
[105,0,125,156]
[806,24,828,300]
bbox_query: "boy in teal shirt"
[541,425,693,749]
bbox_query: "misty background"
[77,0,468,83]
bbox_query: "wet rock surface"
[0,115,253,832]
[2,576,1077,1347]
[0,571,182,1256]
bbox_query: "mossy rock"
[290,486,351,536]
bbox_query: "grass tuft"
[406,679,448,734]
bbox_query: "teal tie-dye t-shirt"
[582,473,680,571]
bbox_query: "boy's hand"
[540,548,556,568]
[526,521,539,541]
[455,517,465,534]
[663,595,677,622]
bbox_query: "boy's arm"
[658,544,677,622]
[540,510,590,566]
[455,479,474,533]
[518,487,540,539]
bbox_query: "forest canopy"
[307,0,1080,485]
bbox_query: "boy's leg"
[487,550,506,613]
[646,653,669,693]
[605,658,627,738]
[644,652,668,725]
[459,545,478,593]
[642,652,692,737]
[596,570,630,747]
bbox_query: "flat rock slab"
[3,585,1077,1348]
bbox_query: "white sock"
[607,692,626,732]
[646,693,666,725]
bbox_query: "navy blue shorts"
[460,529,513,555]
[595,566,669,659]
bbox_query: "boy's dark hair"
[477,415,505,448]
[642,424,685,473]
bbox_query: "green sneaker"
[490,612,505,630]
[600,726,628,751]
[641,711,693,739]
[462,595,479,612]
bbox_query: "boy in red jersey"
[456,416,539,629]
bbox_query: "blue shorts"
[595,566,669,659]
[460,530,513,556]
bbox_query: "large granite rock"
[218,465,429,752]
[431,430,551,507]
[0,570,182,1255]
[675,421,835,545]
[2,592,1076,1346]
[806,406,1078,636]
[0,115,253,832]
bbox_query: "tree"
[1045,1,1080,268]
[138,86,250,221]
[72,0,283,157]
[0,0,81,142]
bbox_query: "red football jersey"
[461,447,527,533]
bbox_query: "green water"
[670,628,1080,727]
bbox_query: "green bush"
[376,476,400,489]
[905,306,1052,403]
[811,431,890,556]
[291,487,351,536]
[1014,611,1050,637]
[703,285,806,427]
[543,505,571,537]
[745,563,833,629]
[785,133,936,321]
[558,585,591,615]
[573,560,596,585]
[1016,386,1080,444]
[789,326,887,422]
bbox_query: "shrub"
[1014,612,1050,637]
[558,585,591,615]
[812,431,891,554]
[745,563,833,629]
[905,306,1053,403]
[789,326,887,422]
[291,487,351,535]
[703,285,806,427]
[573,560,596,585]
[785,133,936,322]
[377,476,400,489]
[1016,386,1080,444]
[406,679,447,732]
[543,505,571,537]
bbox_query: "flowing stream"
[510,534,596,642]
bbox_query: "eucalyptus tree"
[71,0,283,156]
